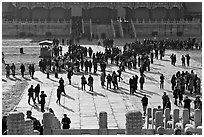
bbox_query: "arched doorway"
[133,7,149,20]
[88,7,112,23]
[151,7,167,20]
[19,7,30,21]
[169,7,180,20]
[32,7,48,21]
[50,7,66,21]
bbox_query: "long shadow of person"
[59,104,74,112]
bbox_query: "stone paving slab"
[5,43,201,130]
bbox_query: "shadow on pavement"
[23,77,31,81]
[153,63,165,67]
[146,70,162,75]
[151,67,161,71]
[161,59,170,62]
[60,104,74,112]
[74,71,99,76]
[32,104,41,112]
[2,79,7,82]
[49,78,58,83]
[9,77,16,81]
[85,91,106,97]
[14,76,22,81]
[176,65,201,71]
[145,75,159,83]
[33,77,43,83]
[139,89,160,96]
[62,94,75,100]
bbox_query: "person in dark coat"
[67,68,73,85]
[106,74,112,90]
[171,74,176,90]
[178,91,183,106]
[160,74,165,89]
[173,88,178,106]
[183,96,191,118]
[80,59,84,71]
[88,75,94,91]
[139,75,145,90]
[59,77,65,94]
[56,86,61,104]
[31,64,35,79]
[10,63,16,77]
[28,85,35,105]
[84,60,89,72]
[34,84,40,103]
[162,92,168,113]
[185,54,191,67]
[141,95,148,115]
[165,98,171,112]
[28,64,32,77]
[20,63,25,77]
[81,75,87,91]
[88,60,92,72]
[61,114,71,129]
[150,51,154,64]
[40,91,47,112]
[181,55,185,66]
[93,61,98,73]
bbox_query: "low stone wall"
[7,108,202,135]
[7,112,39,135]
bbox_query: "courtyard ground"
[2,38,202,129]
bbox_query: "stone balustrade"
[7,108,202,135]
[7,112,39,135]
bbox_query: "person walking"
[56,86,61,104]
[112,71,119,90]
[59,77,65,94]
[162,92,168,113]
[185,54,191,67]
[141,95,148,116]
[61,114,71,129]
[88,75,94,91]
[181,55,185,66]
[28,85,35,105]
[10,63,16,77]
[100,72,105,87]
[106,74,112,90]
[178,91,183,106]
[81,75,87,91]
[31,64,35,79]
[40,91,47,112]
[160,74,165,89]
[67,68,73,85]
[5,64,10,78]
[20,63,25,77]
[29,64,32,78]
[173,88,178,106]
[139,75,145,90]
[34,84,40,103]
[171,74,176,90]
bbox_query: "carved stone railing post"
[125,111,143,135]
[99,111,108,135]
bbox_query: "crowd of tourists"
[3,37,202,134]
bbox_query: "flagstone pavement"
[3,43,202,129]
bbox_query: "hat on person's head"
[41,91,44,93]
[64,114,67,117]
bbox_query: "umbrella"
[39,40,53,45]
